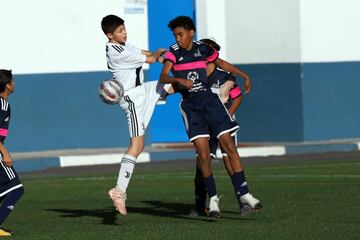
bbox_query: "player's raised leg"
[108,135,144,215]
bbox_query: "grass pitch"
[5,156,360,240]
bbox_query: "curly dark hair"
[199,38,221,51]
[168,16,196,31]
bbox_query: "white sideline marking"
[216,146,286,158]
[59,152,150,167]
[238,146,286,157]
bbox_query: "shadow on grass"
[132,201,255,221]
[46,207,118,225]
[47,200,254,225]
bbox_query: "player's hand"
[178,78,193,89]
[2,154,13,167]
[157,48,167,55]
[244,76,252,94]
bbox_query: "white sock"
[116,154,136,192]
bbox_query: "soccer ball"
[98,79,124,104]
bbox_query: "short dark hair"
[0,69,13,93]
[168,16,196,31]
[101,15,125,34]
[200,38,221,51]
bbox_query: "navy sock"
[194,164,207,210]
[204,174,217,198]
[230,171,249,203]
[0,187,24,225]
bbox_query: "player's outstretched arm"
[143,48,167,64]
[141,50,152,56]
[214,58,252,94]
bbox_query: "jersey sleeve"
[108,44,146,69]
[225,73,242,99]
[126,42,142,53]
[229,85,242,99]
[204,44,219,63]
[0,113,7,142]
[0,101,9,142]
[164,50,176,64]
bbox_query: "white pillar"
[195,0,227,59]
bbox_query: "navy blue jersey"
[208,68,237,108]
[0,97,22,198]
[0,97,10,143]
[208,68,242,108]
[208,68,236,87]
[164,41,219,101]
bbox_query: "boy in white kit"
[101,14,171,215]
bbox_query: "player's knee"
[136,143,144,155]
[197,153,210,164]
[222,144,237,156]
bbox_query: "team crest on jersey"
[187,71,199,82]
[194,49,202,57]
[212,80,221,88]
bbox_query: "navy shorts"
[0,160,23,198]
[209,132,237,158]
[180,93,239,142]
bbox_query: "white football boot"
[240,193,263,213]
[208,195,220,218]
[108,187,127,216]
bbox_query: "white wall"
[196,0,360,64]
[3,0,360,75]
[0,0,148,74]
[196,0,301,64]
[300,0,360,62]
[195,0,227,59]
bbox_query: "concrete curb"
[13,140,360,173]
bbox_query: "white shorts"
[119,81,170,137]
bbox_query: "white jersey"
[106,42,146,92]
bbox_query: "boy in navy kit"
[193,38,258,216]
[159,16,262,217]
[0,69,24,237]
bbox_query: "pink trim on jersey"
[0,129,8,136]
[164,52,176,63]
[173,61,206,71]
[229,86,242,99]
[206,50,219,63]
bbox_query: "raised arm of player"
[159,60,193,89]
[142,48,167,64]
[214,58,252,94]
